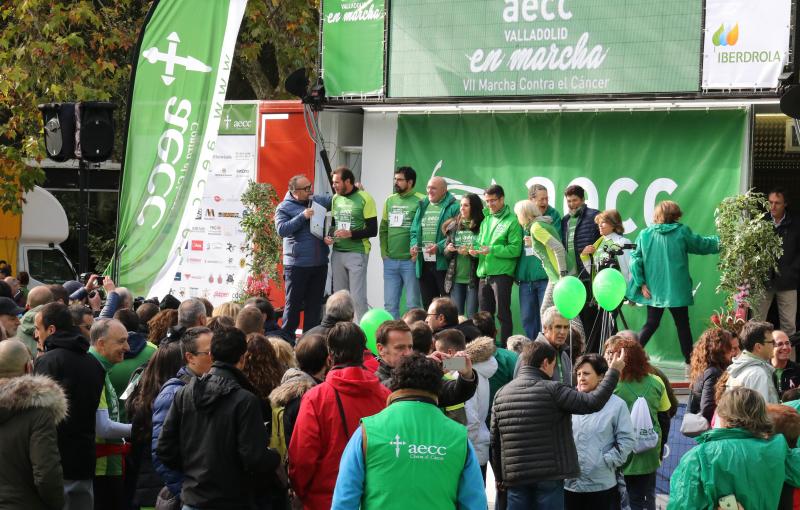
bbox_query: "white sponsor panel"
[150,107,257,306]
[702,0,791,89]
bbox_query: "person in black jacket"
[375,319,478,410]
[33,302,105,510]
[758,189,800,337]
[156,327,280,509]
[425,297,482,342]
[561,185,602,352]
[491,340,625,509]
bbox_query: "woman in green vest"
[331,353,487,510]
[608,338,671,510]
[443,194,484,317]
[669,387,800,510]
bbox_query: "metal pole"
[78,159,89,274]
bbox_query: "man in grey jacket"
[491,341,625,510]
[725,320,780,403]
[513,306,574,385]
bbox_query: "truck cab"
[0,186,77,286]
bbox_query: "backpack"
[269,405,288,462]
[629,395,659,453]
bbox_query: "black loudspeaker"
[285,68,309,99]
[781,86,800,119]
[37,103,76,162]
[76,101,115,162]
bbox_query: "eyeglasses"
[192,351,211,356]
[775,342,791,348]
[296,185,312,192]
[763,340,775,345]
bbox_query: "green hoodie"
[627,222,719,307]
[474,204,523,278]
[669,428,800,510]
[410,192,460,277]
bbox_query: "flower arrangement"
[238,180,281,301]
[713,190,782,327]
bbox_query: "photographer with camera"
[580,209,634,281]
[69,274,121,320]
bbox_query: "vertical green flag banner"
[113,0,247,297]
[395,110,746,365]
[322,0,386,97]
[389,0,701,98]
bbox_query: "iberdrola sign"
[113,0,248,297]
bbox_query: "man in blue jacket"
[275,174,332,335]
[561,185,601,352]
[151,326,213,503]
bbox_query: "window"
[26,249,76,284]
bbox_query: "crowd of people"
[0,168,798,510]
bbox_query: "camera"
[598,243,636,271]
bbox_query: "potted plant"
[714,190,783,329]
[238,180,281,301]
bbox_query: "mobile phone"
[718,494,738,510]
[96,276,105,286]
[443,356,466,372]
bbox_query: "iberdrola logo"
[712,23,739,46]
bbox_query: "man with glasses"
[472,184,522,346]
[151,326,214,506]
[771,329,800,395]
[513,306,574,386]
[276,174,332,335]
[379,167,425,318]
[726,320,780,403]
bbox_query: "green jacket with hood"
[627,222,719,307]
[668,428,800,510]
[410,192,460,277]
[474,204,523,278]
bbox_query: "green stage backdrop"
[389,0,701,98]
[395,110,746,364]
[322,0,385,97]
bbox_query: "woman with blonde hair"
[669,387,800,509]
[212,301,241,320]
[627,200,720,365]
[269,337,297,369]
[513,199,581,340]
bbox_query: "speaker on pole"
[37,103,76,162]
[76,101,116,162]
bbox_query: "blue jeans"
[383,258,421,319]
[506,480,564,510]
[449,282,478,317]
[519,279,548,339]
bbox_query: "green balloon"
[360,308,393,356]
[592,268,627,312]
[553,276,586,319]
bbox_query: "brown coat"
[0,375,67,510]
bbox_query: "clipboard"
[310,201,327,240]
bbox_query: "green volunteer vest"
[362,400,468,510]
[332,190,377,253]
[90,349,123,477]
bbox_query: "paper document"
[310,201,327,240]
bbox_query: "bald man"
[0,339,67,509]
[27,286,54,308]
[410,176,460,308]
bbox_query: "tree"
[0,0,319,213]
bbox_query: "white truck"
[0,186,77,286]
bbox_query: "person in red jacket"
[288,321,390,510]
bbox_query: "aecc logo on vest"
[390,434,447,461]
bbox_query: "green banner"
[395,110,746,365]
[113,0,247,297]
[322,0,385,97]
[218,103,257,135]
[389,0,702,98]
